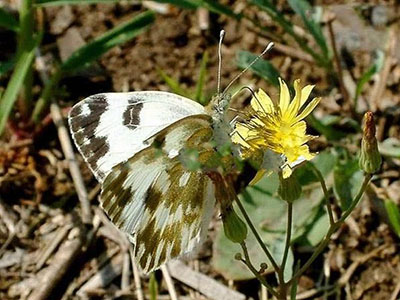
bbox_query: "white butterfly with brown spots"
[68,30,273,272]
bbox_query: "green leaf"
[333,155,364,210]
[0,58,15,77]
[212,173,325,280]
[236,50,280,87]
[250,0,295,38]
[306,114,347,141]
[194,51,208,104]
[0,39,38,135]
[379,138,400,158]
[151,0,200,9]
[294,149,336,186]
[149,272,158,300]
[355,50,384,105]
[384,199,400,237]
[0,7,19,32]
[306,212,328,246]
[61,11,155,72]
[157,68,191,99]
[287,0,329,59]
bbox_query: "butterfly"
[68,30,272,273]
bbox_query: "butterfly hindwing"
[100,115,216,272]
[68,91,205,182]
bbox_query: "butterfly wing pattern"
[68,91,205,182]
[101,115,216,272]
[69,92,217,272]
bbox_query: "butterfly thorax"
[205,93,232,150]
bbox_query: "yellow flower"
[232,78,320,179]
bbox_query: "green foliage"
[0,8,19,32]
[157,68,191,99]
[212,149,337,281]
[0,58,15,77]
[32,11,155,121]
[0,37,39,134]
[158,50,210,104]
[379,138,400,158]
[195,51,208,104]
[355,50,384,107]
[384,199,400,237]
[61,11,155,72]
[149,272,158,300]
[236,50,280,87]
[333,154,364,210]
[287,0,329,59]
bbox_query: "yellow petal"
[249,169,267,185]
[279,78,290,113]
[300,85,315,107]
[232,124,251,147]
[284,79,302,122]
[294,97,321,122]
[282,165,292,178]
[250,89,274,114]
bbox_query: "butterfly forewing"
[101,115,216,273]
[68,91,205,182]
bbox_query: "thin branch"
[308,162,335,225]
[326,14,353,116]
[280,202,293,283]
[233,193,280,274]
[287,174,371,286]
[240,242,278,298]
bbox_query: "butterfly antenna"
[217,29,225,95]
[223,42,274,95]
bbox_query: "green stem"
[308,162,335,225]
[287,174,371,286]
[240,242,278,298]
[233,193,280,274]
[31,68,62,123]
[17,0,35,118]
[279,202,293,284]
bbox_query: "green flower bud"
[222,207,248,243]
[278,173,301,203]
[359,112,382,174]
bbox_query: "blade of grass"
[61,11,155,72]
[157,67,191,99]
[236,50,280,87]
[249,0,327,67]
[17,0,35,118]
[384,199,400,237]
[194,50,208,104]
[32,11,155,122]
[287,0,329,59]
[0,38,39,135]
[0,7,19,32]
[354,49,384,108]
[149,272,158,300]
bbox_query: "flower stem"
[239,242,278,298]
[233,193,280,274]
[308,162,335,225]
[287,173,371,285]
[279,202,293,283]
